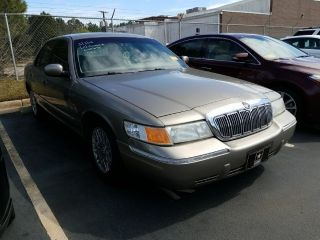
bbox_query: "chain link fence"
[0,13,307,81]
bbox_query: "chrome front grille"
[209,101,272,141]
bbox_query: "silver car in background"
[282,35,320,58]
[24,33,296,190]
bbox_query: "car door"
[169,39,207,69]
[31,41,55,108]
[41,38,77,122]
[200,38,264,82]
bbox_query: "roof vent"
[186,7,207,14]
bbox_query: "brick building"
[184,0,320,38]
[119,0,320,44]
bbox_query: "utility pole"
[111,9,116,32]
[99,11,108,32]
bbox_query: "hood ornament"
[242,102,251,109]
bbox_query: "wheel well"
[271,82,306,104]
[81,112,115,139]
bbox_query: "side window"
[299,38,320,49]
[306,38,320,49]
[284,39,299,47]
[50,39,69,70]
[34,42,53,67]
[172,39,206,58]
[301,38,311,49]
[205,39,251,62]
[316,39,320,49]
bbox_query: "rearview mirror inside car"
[181,56,189,64]
[44,64,69,77]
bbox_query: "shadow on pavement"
[290,125,320,144]
[1,112,264,239]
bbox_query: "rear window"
[294,30,316,36]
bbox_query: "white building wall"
[166,22,180,44]
[145,22,166,43]
[180,13,220,41]
[123,24,145,35]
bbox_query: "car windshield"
[239,35,308,60]
[74,37,186,77]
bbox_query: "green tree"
[27,12,60,54]
[87,22,101,32]
[0,0,27,13]
[66,18,88,33]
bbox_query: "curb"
[0,98,31,115]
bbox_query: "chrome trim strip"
[207,98,273,141]
[207,98,270,117]
[129,146,229,165]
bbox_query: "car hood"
[274,56,320,74]
[83,69,269,117]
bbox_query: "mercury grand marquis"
[24,33,296,189]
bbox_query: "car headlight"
[310,74,320,82]
[271,98,286,117]
[124,121,213,145]
[167,122,213,144]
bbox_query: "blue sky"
[25,0,241,19]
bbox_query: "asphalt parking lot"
[1,111,320,240]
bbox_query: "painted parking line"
[0,121,68,240]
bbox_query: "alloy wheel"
[279,91,298,116]
[30,91,38,116]
[91,127,113,174]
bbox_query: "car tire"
[30,91,44,119]
[87,123,120,178]
[277,89,302,120]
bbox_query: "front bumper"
[119,110,296,190]
[0,199,14,237]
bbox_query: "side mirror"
[44,64,68,77]
[233,52,250,63]
[181,56,189,64]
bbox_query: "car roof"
[296,28,320,31]
[168,33,269,46]
[60,32,149,40]
[282,35,320,40]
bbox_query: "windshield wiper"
[273,57,290,61]
[296,55,310,58]
[106,71,128,75]
[89,71,130,77]
[137,68,167,73]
